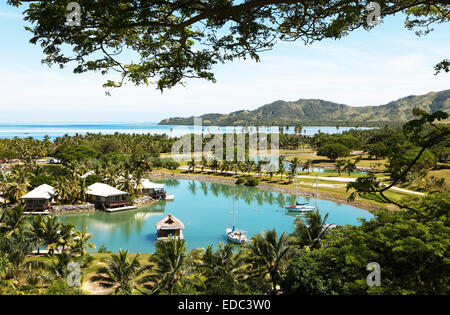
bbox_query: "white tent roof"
[20,184,56,200]
[87,183,128,197]
[139,179,165,190]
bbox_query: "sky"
[0,3,449,123]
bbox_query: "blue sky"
[0,3,449,123]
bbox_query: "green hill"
[159,90,450,126]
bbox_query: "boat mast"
[315,173,318,210]
[295,169,298,203]
[233,167,236,229]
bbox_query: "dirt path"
[82,280,111,295]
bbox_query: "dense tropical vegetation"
[0,109,448,295]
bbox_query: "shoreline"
[148,171,387,212]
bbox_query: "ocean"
[0,123,371,140]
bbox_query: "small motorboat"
[165,195,175,201]
[285,203,315,212]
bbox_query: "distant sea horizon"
[0,123,372,140]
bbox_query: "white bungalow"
[136,179,167,200]
[20,184,56,212]
[86,183,137,212]
[155,214,184,240]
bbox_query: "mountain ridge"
[158,90,450,126]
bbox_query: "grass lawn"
[429,169,450,182]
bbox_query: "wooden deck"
[103,205,138,212]
[24,210,50,215]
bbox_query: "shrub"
[165,160,180,170]
[97,244,112,253]
[245,177,260,186]
[150,158,164,168]
[44,279,84,295]
[236,177,246,185]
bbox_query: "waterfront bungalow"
[86,183,137,212]
[137,179,167,200]
[20,184,56,212]
[155,214,184,240]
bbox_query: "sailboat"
[285,170,315,212]
[226,170,248,244]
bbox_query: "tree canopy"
[7,0,450,90]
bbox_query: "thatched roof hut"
[155,214,184,230]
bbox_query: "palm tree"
[266,163,277,181]
[334,159,346,176]
[0,256,13,283]
[29,214,48,254]
[288,158,300,182]
[55,176,70,204]
[133,168,145,196]
[210,159,220,173]
[301,159,313,174]
[187,158,196,173]
[200,156,208,173]
[201,243,248,293]
[277,155,286,181]
[290,157,300,171]
[293,209,332,250]
[343,159,358,176]
[7,167,31,202]
[118,169,135,195]
[0,173,9,206]
[41,216,63,256]
[72,227,95,256]
[149,237,193,293]
[41,251,75,282]
[0,205,28,238]
[92,250,151,295]
[255,160,264,179]
[0,232,41,280]
[246,229,295,294]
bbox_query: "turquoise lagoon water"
[57,178,373,253]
